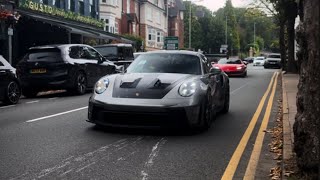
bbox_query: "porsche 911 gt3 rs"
[87,51,230,130]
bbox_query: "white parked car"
[253,56,266,66]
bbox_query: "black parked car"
[88,51,230,130]
[0,56,21,104]
[94,44,134,70]
[16,44,117,98]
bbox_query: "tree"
[294,0,320,178]
[252,0,298,72]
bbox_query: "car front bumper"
[87,98,202,128]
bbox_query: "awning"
[17,10,133,43]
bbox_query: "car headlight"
[237,66,243,70]
[95,79,109,94]
[179,81,197,97]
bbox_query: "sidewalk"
[282,72,299,177]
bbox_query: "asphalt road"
[0,65,279,180]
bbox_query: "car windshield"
[23,48,63,62]
[95,47,118,57]
[255,57,265,60]
[218,59,242,64]
[268,54,281,58]
[126,53,201,75]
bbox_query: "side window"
[69,46,82,59]
[82,47,100,60]
[0,61,4,66]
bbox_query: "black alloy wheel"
[4,81,21,104]
[221,84,230,114]
[199,92,214,130]
[74,72,87,95]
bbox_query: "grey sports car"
[87,51,230,130]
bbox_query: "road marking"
[76,162,96,173]
[244,72,279,179]
[26,106,88,122]
[141,138,167,180]
[231,82,250,95]
[26,100,39,104]
[221,72,277,180]
[0,105,16,109]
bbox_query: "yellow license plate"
[30,69,47,73]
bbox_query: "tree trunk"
[286,2,298,73]
[294,0,320,178]
[279,20,286,70]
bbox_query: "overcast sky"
[193,0,252,12]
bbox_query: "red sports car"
[212,58,247,77]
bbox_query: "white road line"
[49,97,58,100]
[141,138,167,180]
[76,162,96,173]
[26,106,88,123]
[26,100,39,104]
[231,82,250,95]
[0,105,16,109]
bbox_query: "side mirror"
[209,67,222,75]
[98,56,106,63]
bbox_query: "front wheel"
[4,81,21,104]
[221,84,230,114]
[199,92,215,130]
[72,72,87,95]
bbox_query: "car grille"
[91,106,187,127]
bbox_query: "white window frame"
[115,21,119,34]
[148,28,156,41]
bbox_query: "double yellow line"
[221,72,279,180]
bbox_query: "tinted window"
[127,53,201,75]
[95,46,118,57]
[84,47,101,60]
[0,61,4,66]
[268,54,281,58]
[69,46,83,59]
[24,48,62,62]
[218,59,242,64]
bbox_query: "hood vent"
[120,78,142,88]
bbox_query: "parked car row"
[0,43,135,105]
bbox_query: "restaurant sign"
[19,0,104,28]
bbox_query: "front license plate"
[30,69,47,74]
[270,62,276,64]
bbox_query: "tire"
[221,84,230,114]
[199,92,215,130]
[4,81,21,104]
[22,88,38,98]
[242,71,247,77]
[72,71,87,95]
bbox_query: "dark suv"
[16,44,117,97]
[0,55,21,104]
[94,44,134,70]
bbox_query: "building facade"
[168,0,185,49]
[99,0,122,34]
[139,0,166,50]
[121,0,139,36]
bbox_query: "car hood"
[112,73,193,99]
